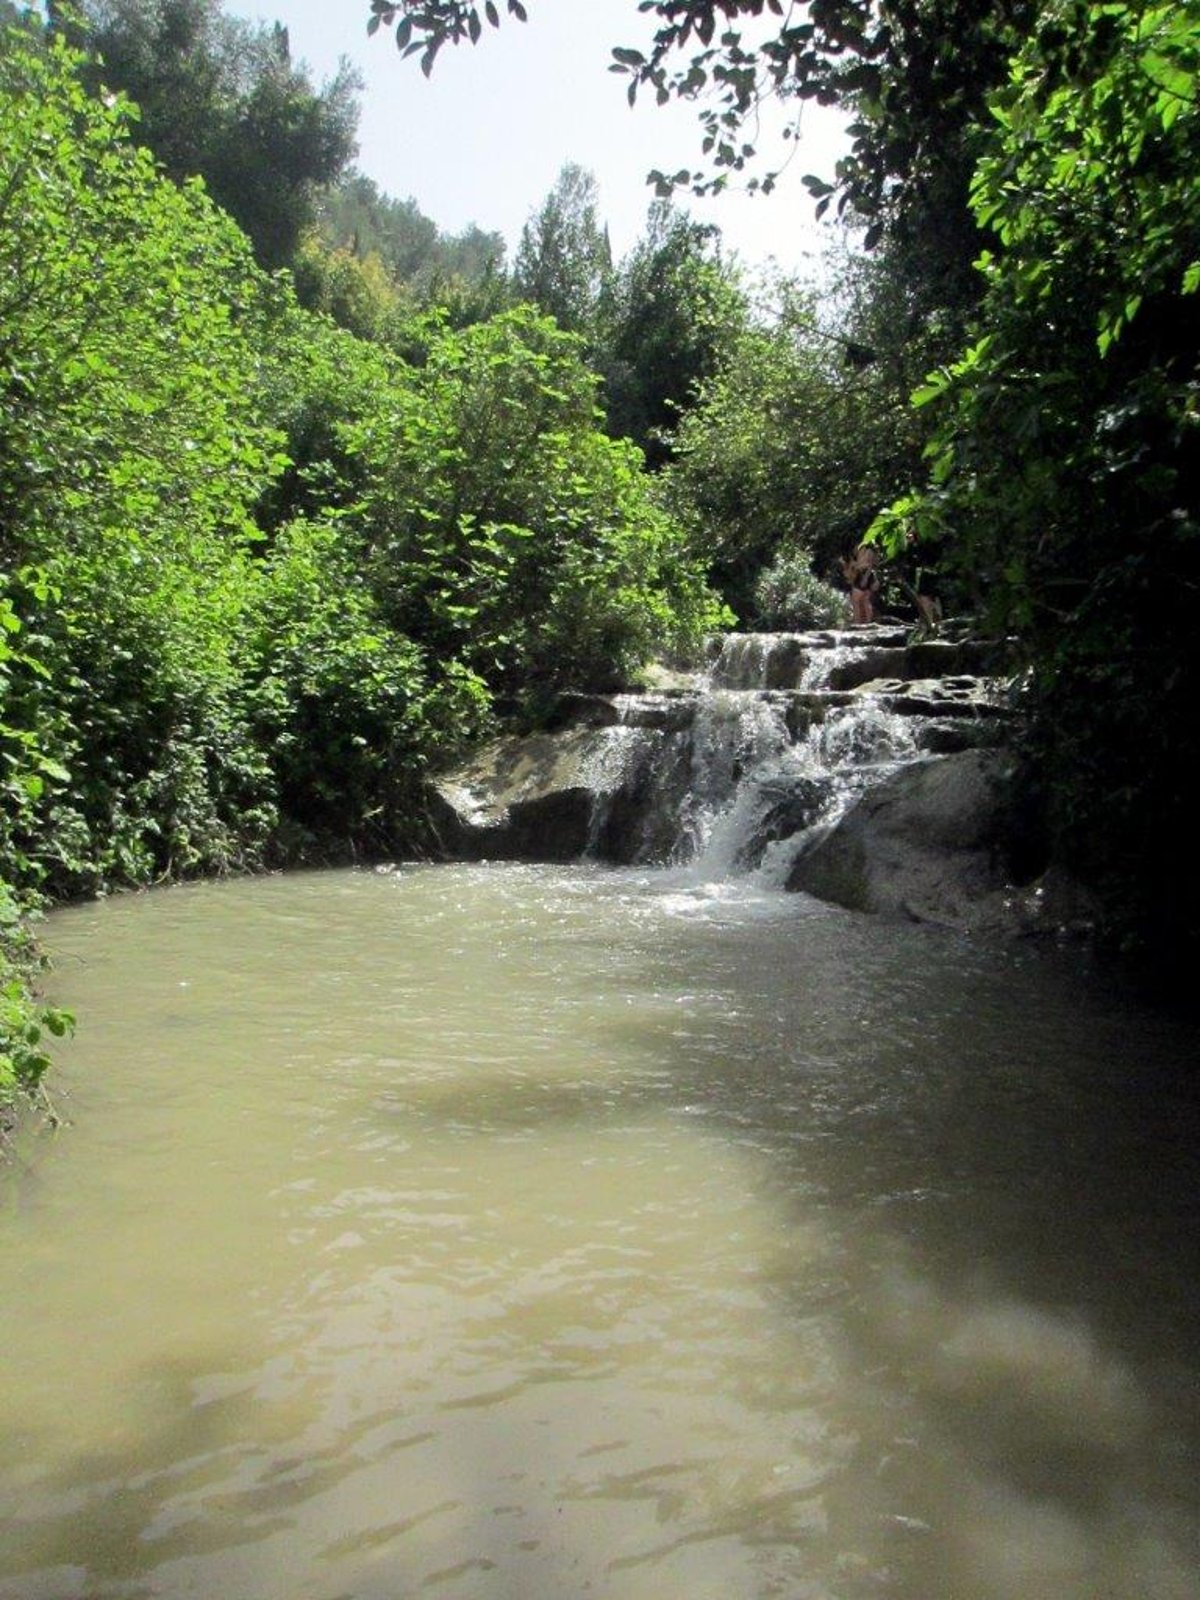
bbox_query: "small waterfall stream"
[437,626,1010,880]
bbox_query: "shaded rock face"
[786,749,1019,928]
[731,775,833,873]
[784,748,1098,936]
[430,628,1024,918]
[429,729,611,861]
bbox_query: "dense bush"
[245,518,490,856]
[752,549,846,631]
[0,22,282,893]
[352,307,725,703]
[0,597,73,1110]
[873,0,1200,969]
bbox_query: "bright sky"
[227,0,847,272]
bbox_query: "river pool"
[1,863,1198,1599]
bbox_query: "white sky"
[226,0,848,271]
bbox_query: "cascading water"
[574,684,806,870]
[693,701,922,885]
[678,689,794,857]
[797,641,874,691]
[600,628,961,877]
[434,626,1008,875]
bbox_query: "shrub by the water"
[752,549,846,630]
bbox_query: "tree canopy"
[596,202,748,466]
[513,162,611,334]
[58,0,361,265]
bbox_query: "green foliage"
[318,173,441,278]
[661,262,925,616]
[877,0,1200,965]
[354,306,725,701]
[313,173,510,327]
[513,163,612,336]
[597,203,748,466]
[63,0,361,266]
[0,20,287,895]
[0,597,73,1113]
[752,547,846,630]
[1,903,74,1108]
[245,518,489,855]
[0,25,360,1103]
[290,233,409,344]
[372,0,1037,534]
[254,281,413,539]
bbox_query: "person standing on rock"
[896,528,943,637]
[842,543,880,625]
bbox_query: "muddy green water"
[2,864,1199,1600]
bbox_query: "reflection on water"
[1,863,1198,1599]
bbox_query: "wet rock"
[706,634,808,689]
[544,692,623,729]
[864,676,1012,719]
[786,749,1025,929]
[430,728,611,860]
[913,719,1009,756]
[781,690,858,738]
[731,776,833,871]
[824,647,911,690]
[543,690,697,734]
[1001,865,1100,941]
[608,694,697,732]
[906,637,1014,678]
[706,626,912,690]
[638,661,706,693]
[430,710,700,865]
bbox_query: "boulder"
[429,728,611,861]
[786,748,1024,929]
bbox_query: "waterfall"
[434,628,1009,873]
[684,691,921,885]
[654,628,937,880]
